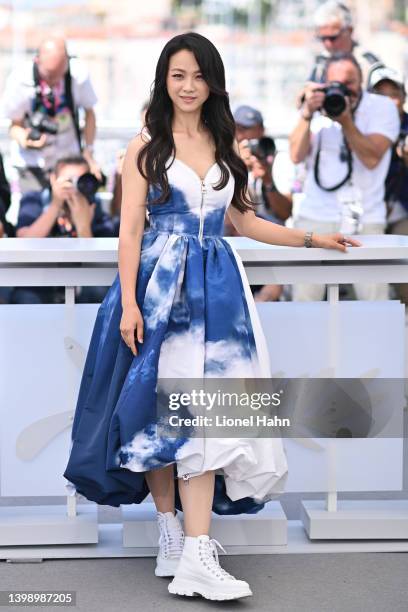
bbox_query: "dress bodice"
[147,157,235,241]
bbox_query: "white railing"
[0,234,407,555]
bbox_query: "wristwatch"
[84,144,94,155]
[304,230,314,248]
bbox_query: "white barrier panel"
[258,301,405,493]
[0,235,407,550]
[0,305,97,497]
[0,300,403,497]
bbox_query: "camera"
[248,136,276,162]
[67,172,101,202]
[317,81,352,117]
[27,110,58,141]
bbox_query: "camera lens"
[323,92,346,117]
[248,137,276,160]
[323,82,349,117]
[76,172,100,201]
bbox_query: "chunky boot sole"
[155,556,180,577]
[168,577,253,600]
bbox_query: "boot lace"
[158,515,184,559]
[198,538,235,581]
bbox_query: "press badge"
[337,181,363,235]
[55,109,73,133]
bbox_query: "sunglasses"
[316,28,345,42]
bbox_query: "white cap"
[368,64,405,92]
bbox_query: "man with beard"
[289,52,399,302]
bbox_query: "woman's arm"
[119,134,148,305]
[118,133,149,355]
[231,139,360,252]
[227,204,306,246]
[227,205,361,251]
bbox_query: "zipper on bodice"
[198,180,206,245]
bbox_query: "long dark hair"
[137,32,254,213]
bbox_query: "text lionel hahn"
[168,415,291,427]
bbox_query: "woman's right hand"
[120,303,144,356]
[313,232,362,252]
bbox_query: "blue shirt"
[16,188,118,237]
[386,111,408,214]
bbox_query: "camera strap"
[64,62,82,152]
[313,87,366,192]
[31,61,49,118]
[314,130,353,192]
[32,58,82,151]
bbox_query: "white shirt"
[1,57,98,171]
[298,91,400,225]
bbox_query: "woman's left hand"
[313,232,363,252]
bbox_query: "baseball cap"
[368,64,405,92]
[233,105,264,127]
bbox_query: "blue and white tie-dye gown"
[63,156,288,515]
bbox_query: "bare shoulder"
[123,130,151,176]
[126,130,150,155]
[121,132,151,188]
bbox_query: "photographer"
[308,1,380,88]
[2,36,101,194]
[289,52,399,302]
[229,105,292,302]
[369,67,408,306]
[233,105,292,224]
[13,155,115,304]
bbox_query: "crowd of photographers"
[231,0,407,305]
[0,0,407,307]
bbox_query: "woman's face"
[166,49,210,115]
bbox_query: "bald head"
[37,36,68,86]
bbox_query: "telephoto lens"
[322,81,352,117]
[71,172,100,202]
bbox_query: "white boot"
[168,534,253,600]
[155,510,185,577]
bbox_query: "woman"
[64,32,361,601]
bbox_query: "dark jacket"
[16,188,118,237]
